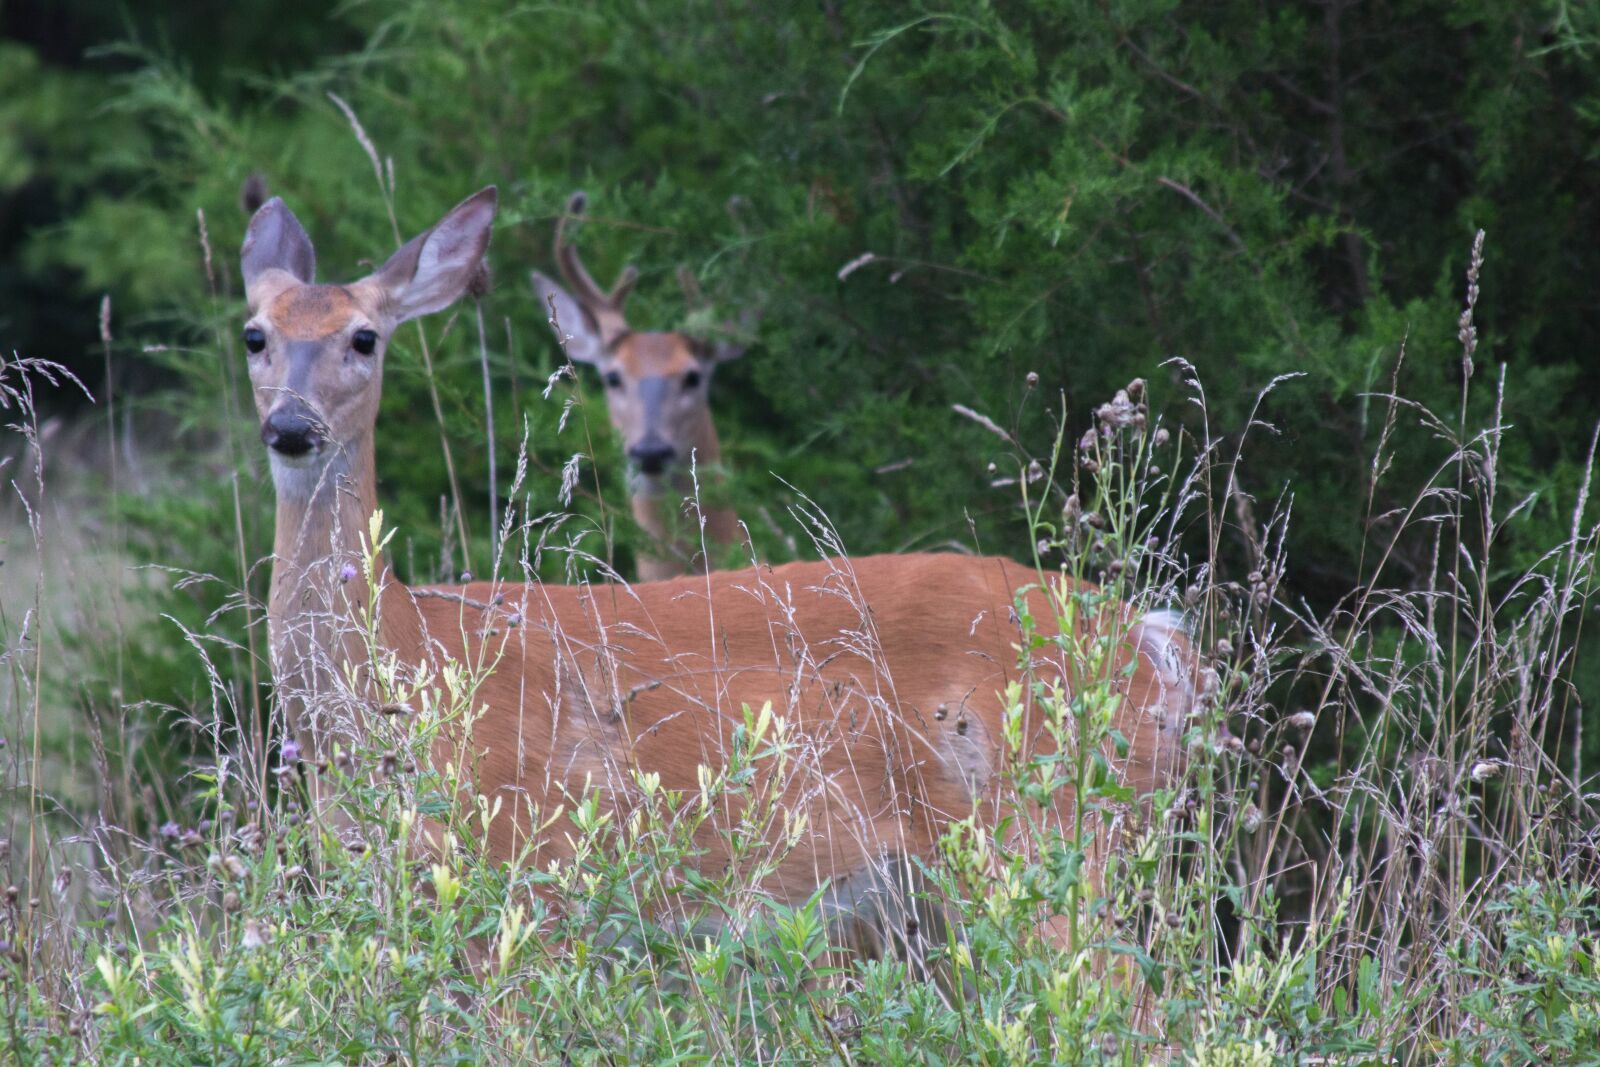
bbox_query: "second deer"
[532,192,746,581]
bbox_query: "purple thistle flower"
[159,821,181,840]
[281,739,301,764]
[339,562,359,583]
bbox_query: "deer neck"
[630,415,738,578]
[267,432,422,761]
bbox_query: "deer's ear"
[711,307,761,363]
[374,187,498,323]
[531,271,606,365]
[241,197,316,308]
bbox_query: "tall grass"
[1,227,1597,1064]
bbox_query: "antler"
[554,191,636,344]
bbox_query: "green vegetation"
[2,0,1598,1061]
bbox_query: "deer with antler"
[532,192,747,581]
[244,185,1209,961]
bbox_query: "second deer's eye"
[243,327,266,354]
[604,371,624,390]
[682,369,702,390]
[352,329,378,355]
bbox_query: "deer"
[244,185,1210,965]
[531,192,746,582]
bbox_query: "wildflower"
[159,821,181,840]
[339,562,359,583]
[236,824,263,855]
[1287,711,1316,733]
[179,829,204,849]
[1470,760,1502,783]
[1241,803,1263,833]
[241,920,269,950]
[1096,388,1141,431]
[1025,371,1040,387]
[1154,427,1170,446]
[281,739,301,764]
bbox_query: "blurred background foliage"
[3,0,1600,752]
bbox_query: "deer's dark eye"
[352,329,378,355]
[682,369,702,390]
[243,327,266,354]
[604,371,624,390]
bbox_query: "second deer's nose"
[261,407,322,457]
[628,442,677,475]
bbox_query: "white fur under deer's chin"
[269,448,348,502]
[627,467,672,499]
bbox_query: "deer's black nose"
[628,442,676,476]
[261,407,321,457]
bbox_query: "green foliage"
[1451,883,1600,1064]
[7,0,1600,591]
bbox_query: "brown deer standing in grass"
[531,192,746,581]
[245,186,1207,958]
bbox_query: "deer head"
[240,188,498,491]
[531,192,747,483]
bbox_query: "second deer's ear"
[531,271,606,365]
[241,197,316,307]
[374,187,498,323]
